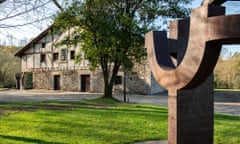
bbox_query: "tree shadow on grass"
[0,134,66,144]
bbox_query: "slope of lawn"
[0,98,239,144]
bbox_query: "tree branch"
[52,0,64,11]
[0,16,52,28]
[0,0,6,4]
[0,0,51,22]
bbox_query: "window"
[42,43,46,48]
[60,49,67,61]
[115,76,122,85]
[70,50,75,60]
[53,53,59,61]
[40,54,46,63]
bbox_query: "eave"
[15,25,53,57]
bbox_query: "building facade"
[15,26,164,94]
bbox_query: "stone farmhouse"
[15,25,164,94]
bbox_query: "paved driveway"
[0,89,239,116]
[0,90,101,102]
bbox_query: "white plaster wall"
[53,61,59,67]
[35,44,41,53]
[35,54,40,68]
[26,55,34,68]
[45,43,52,52]
[41,62,46,67]
[59,63,67,69]
[21,56,27,70]
[46,34,52,43]
[46,53,52,67]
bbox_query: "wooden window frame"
[70,50,75,60]
[42,43,46,48]
[53,53,59,61]
[40,54,46,63]
[60,49,67,61]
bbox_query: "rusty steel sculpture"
[145,0,240,144]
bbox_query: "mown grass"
[214,114,240,144]
[215,89,240,92]
[0,88,9,91]
[0,98,239,144]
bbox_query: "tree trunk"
[102,62,120,99]
[102,68,115,99]
[103,81,114,98]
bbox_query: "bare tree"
[0,0,65,44]
[0,0,65,28]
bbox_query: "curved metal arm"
[146,4,240,91]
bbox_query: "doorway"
[54,75,61,90]
[23,72,33,89]
[81,75,90,92]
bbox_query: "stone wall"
[33,71,52,89]
[126,72,150,94]
[91,70,104,92]
[33,71,80,91]
[125,61,165,94]
[61,70,80,91]
[32,62,165,94]
[32,70,105,92]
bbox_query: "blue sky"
[191,0,202,8]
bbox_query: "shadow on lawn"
[0,101,168,120]
[0,134,66,144]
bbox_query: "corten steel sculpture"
[145,0,240,144]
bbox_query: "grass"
[215,88,240,92]
[0,98,239,144]
[0,88,9,91]
[215,114,240,144]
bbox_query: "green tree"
[54,0,192,98]
[0,46,20,87]
[214,52,240,89]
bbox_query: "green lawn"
[0,88,9,91]
[215,88,240,92]
[0,98,239,144]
